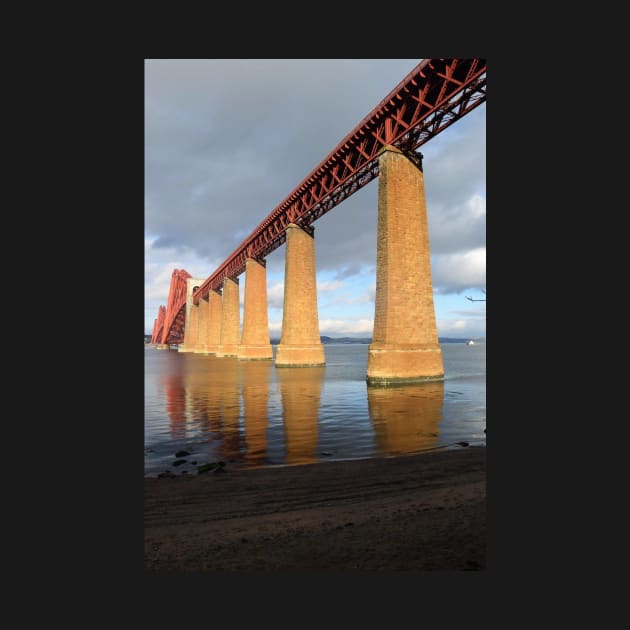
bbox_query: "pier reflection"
[162,351,187,440]
[165,372,187,440]
[239,360,272,466]
[216,357,243,461]
[177,355,242,459]
[146,343,487,478]
[183,356,216,436]
[367,381,445,456]
[278,367,325,464]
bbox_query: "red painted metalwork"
[151,306,166,344]
[191,58,486,304]
[154,269,191,345]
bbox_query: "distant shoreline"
[144,336,486,345]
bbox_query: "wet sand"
[144,445,486,571]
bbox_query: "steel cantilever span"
[152,269,191,345]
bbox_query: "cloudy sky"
[145,59,486,339]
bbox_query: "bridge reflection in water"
[165,371,186,441]
[368,381,445,456]
[277,367,325,465]
[160,353,447,469]
[216,358,242,462]
[240,360,272,466]
[163,351,186,440]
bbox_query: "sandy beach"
[144,445,485,571]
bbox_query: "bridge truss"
[192,58,486,304]
[151,269,191,344]
[151,58,486,341]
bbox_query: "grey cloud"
[146,59,485,290]
[431,248,486,294]
[146,59,420,260]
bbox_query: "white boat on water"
[467,340,475,346]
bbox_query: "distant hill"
[147,334,483,345]
[439,337,471,344]
[320,335,372,344]
[268,336,480,344]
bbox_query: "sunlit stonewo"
[238,258,273,361]
[205,289,223,355]
[367,146,444,384]
[216,277,241,357]
[275,224,325,367]
[179,277,206,353]
[193,296,210,353]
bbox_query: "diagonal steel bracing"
[191,58,486,305]
[154,269,191,345]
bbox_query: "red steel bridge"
[151,58,486,345]
[151,269,190,345]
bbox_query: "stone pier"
[193,295,209,353]
[205,289,223,355]
[275,223,325,367]
[179,277,205,353]
[238,258,273,360]
[366,146,444,384]
[216,277,241,357]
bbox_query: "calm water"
[144,343,486,477]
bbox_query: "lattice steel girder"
[159,268,191,344]
[193,58,485,304]
[151,306,166,344]
[165,305,187,344]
